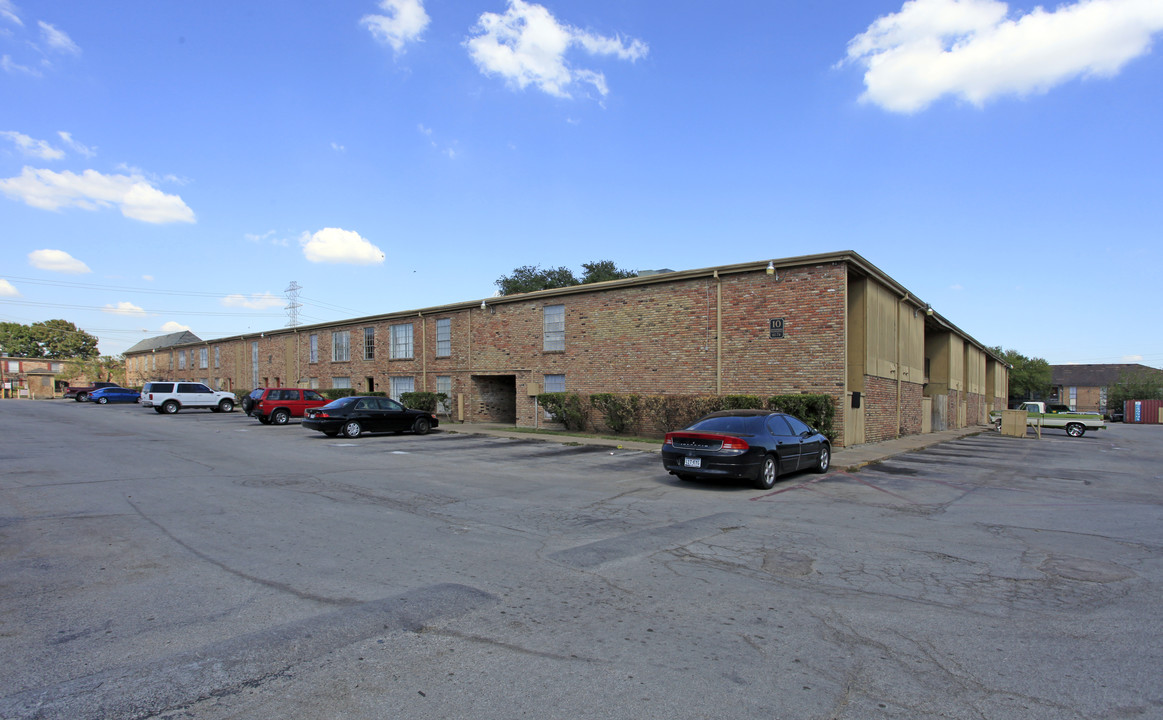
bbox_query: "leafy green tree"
[0,322,42,357]
[581,260,637,284]
[35,319,100,359]
[495,260,637,296]
[495,265,579,295]
[1107,367,1163,412]
[0,319,99,359]
[990,346,1051,402]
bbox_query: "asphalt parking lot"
[1,401,1160,720]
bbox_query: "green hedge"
[400,391,448,412]
[536,391,837,441]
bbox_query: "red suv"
[253,388,329,425]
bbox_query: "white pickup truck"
[990,401,1106,437]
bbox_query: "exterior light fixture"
[925,304,933,316]
[481,300,487,310]
[766,261,775,275]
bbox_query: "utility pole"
[284,281,303,328]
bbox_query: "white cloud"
[38,20,79,55]
[221,292,284,310]
[842,0,1163,113]
[28,248,91,274]
[142,274,154,282]
[57,131,94,157]
[1,54,39,76]
[465,0,648,98]
[161,321,191,332]
[0,166,196,223]
[103,301,146,317]
[1122,354,1143,362]
[300,227,385,265]
[1,130,64,159]
[363,0,430,53]
[0,278,20,296]
[330,141,346,152]
[0,0,22,26]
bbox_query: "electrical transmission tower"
[284,281,303,328]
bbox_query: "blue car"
[87,386,141,404]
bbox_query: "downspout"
[714,271,723,395]
[897,296,904,438]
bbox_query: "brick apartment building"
[122,251,1008,447]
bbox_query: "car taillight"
[719,437,749,451]
[665,431,749,451]
[313,412,329,418]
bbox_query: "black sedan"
[302,396,438,438]
[661,409,830,489]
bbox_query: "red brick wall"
[862,375,923,443]
[126,262,851,431]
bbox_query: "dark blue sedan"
[87,386,142,404]
[661,409,831,489]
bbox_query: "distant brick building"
[123,251,1008,447]
[1051,363,1163,413]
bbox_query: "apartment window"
[152,354,157,371]
[332,377,351,389]
[178,350,186,370]
[436,375,451,413]
[309,334,318,363]
[436,318,451,357]
[214,346,220,369]
[5,360,18,373]
[364,327,375,360]
[251,341,259,387]
[308,377,319,389]
[51,362,63,372]
[390,324,413,359]
[390,376,414,401]
[199,348,208,369]
[544,374,566,393]
[332,331,350,362]
[543,304,565,352]
[1069,386,1078,410]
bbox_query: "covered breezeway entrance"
[471,374,517,424]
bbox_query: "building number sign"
[769,318,784,339]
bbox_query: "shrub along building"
[123,251,1007,447]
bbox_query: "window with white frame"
[436,375,451,413]
[332,331,350,362]
[544,374,565,393]
[332,377,351,389]
[364,327,375,360]
[309,334,318,363]
[436,318,451,357]
[214,346,220,368]
[308,377,319,389]
[543,304,565,352]
[152,354,157,370]
[178,350,186,370]
[390,324,413,359]
[199,348,208,369]
[390,376,414,401]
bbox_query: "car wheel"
[272,409,290,425]
[754,454,779,490]
[162,400,179,414]
[342,421,362,438]
[97,397,108,405]
[76,393,88,402]
[412,417,431,435]
[1066,423,1085,437]
[258,415,270,424]
[218,399,234,413]
[813,443,831,474]
[154,407,164,414]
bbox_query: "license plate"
[684,457,701,468]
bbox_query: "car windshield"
[686,415,764,434]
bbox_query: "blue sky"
[2,0,1161,367]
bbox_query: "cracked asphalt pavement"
[1,402,1161,719]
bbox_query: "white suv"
[141,381,236,414]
